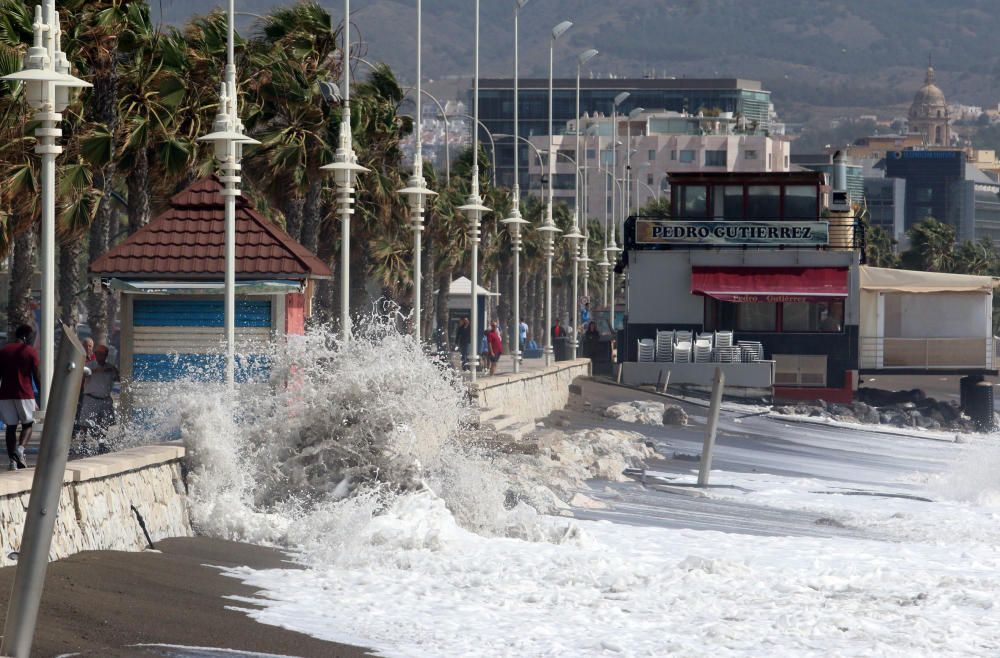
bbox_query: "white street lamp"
[580,123,598,302]
[625,106,644,218]
[500,0,532,373]
[564,47,597,360]
[198,0,261,388]
[457,0,491,383]
[540,19,572,366]
[398,0,436,345]
[322,0,369,345]
[3,0,91,409]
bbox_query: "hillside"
[159,0,1000,122]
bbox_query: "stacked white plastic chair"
[738,340,763,362]
[715,331,733,349]
[638,338,656,362]
[674,340,692,363]
[694,338,713,363]
[715,346,741,363]
[655,330,674,362]
[675,330,692,345]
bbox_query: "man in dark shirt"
[0,325,41,469]
[454,317,471,371]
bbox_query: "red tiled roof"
[90,176,332,280]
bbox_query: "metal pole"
[414,0,422,343]
[472,0,479,382]
[698,367,725,487]
[457,0,490,383]
[2,325,85,658]
[342,0,351,343]
[39,119,55,409]
[400,0,434,345]
[544,37,554,366]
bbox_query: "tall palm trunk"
[283,197,304,243]
[86,63,118,346]
[127,146,150,235]
[313,208,337,325]
[436,268,451,343]
[7,228,35,337]
[421,226,435,339]
[59,239,82,329]
[299,177,323,253]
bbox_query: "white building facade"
[526,111,791,221]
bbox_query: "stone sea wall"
[476,358,592,425]
[0,444,191,567]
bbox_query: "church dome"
[910,66,946,118]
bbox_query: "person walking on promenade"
[454,317,471,371]
[518,319,528,355]
[551,319,565,340]
[0,325,40,470]
[486,320,503,376]
[80,345,118,452]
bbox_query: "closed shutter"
[131,298,272,383]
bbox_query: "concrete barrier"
[475,358,592,426]
[0,444,191,567]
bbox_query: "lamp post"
[399,0,436,345]
[540,19,572,366]
[607,92,629,258]
[198,0,260,387]
[500,0,531,373]
[3,0,90,409]
[322,0,369,345]
[565,48,598,359]
[458,0,491,384]
[625,106,644,218]
[580,123,599,302]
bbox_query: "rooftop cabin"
[668,171,825,222]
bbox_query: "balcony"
[860,336,997,372]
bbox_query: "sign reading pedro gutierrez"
[637,220,829,246]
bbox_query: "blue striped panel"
[131,353,272,383]
[133,299,272,328]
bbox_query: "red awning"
[691,267,849,303]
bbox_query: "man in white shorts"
[80,345,118,451]
[0,325,40,469]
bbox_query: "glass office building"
[476,77,773,189]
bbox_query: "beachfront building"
[617,170,998,402]
[89,176,331,411]
[478,77,775,191]
[527,110,789,216]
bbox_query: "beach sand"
[0,536,372,658]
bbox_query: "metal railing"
[860,336,995,370]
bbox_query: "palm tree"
[63,0,133,345]
[900,217,956,273]
[116,3,194,234]
[244,2,339,249]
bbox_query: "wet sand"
[0,537,373,658]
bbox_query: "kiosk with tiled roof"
[90,176,331,395]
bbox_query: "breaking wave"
[132,309,655,565]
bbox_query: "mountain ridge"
[159,0,1000,122]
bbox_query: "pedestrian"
[80,345,118,452]
[479,330,489,372]
[551,318,564,340]
[581,302,591,326]
[518,319,528,355]
[0,325,40,470]
[486,320,503,376]
[454,317,471,371]
[82,336,96,363]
